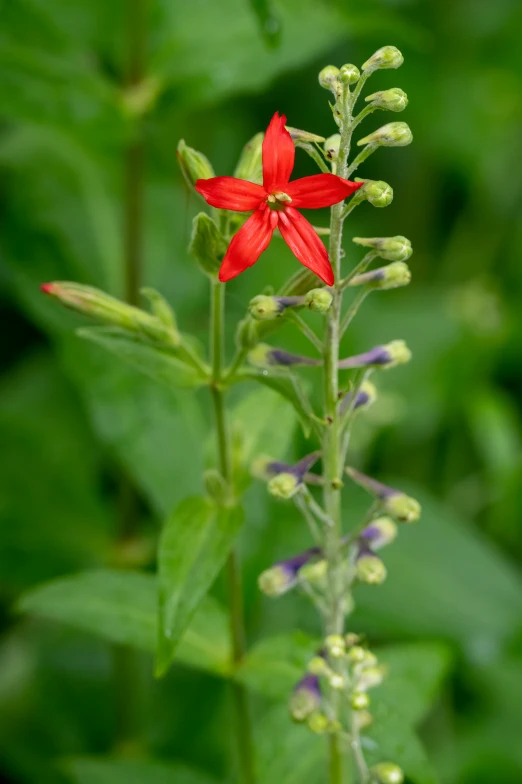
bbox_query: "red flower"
[195,113,363,285]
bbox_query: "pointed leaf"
[78,326,206,390]
[17,569,230,676]
[156,497,244,676]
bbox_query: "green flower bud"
[385,493,421,523]
[328,673,346,690]
[258,565,293,597]
[299,559,328,583]
[357,122,413,148]
[356,554,387,585]
[324,134,341,161]
[140,287,177,329]
[290,675,321,722]
[353,235,412,262]
[339,340,411,371]
[248,294,304,321]
[351,691,370,710]
[345,633,361,649]
[307,712,330,733]
[348,645,366,663]
[349,261,411,290]
[318,65,340,91]
[41,282,179,346]
[362,46,404,73]
[177,139,215,187]
[233,132,264,183]
[325,635,345,658]
[361,517,398,550]
[358,665,386,691]
[308,656,329,676]
[268,472,300,500]
[305,288,333,313]
[235,316,259,351]
[365,88,408,113]
[354,179,394,208]
[371,762,404,784]
[287,127,326,144]
[189,213,228,276]
[339,63,360,85]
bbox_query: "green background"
[1,1,522,783]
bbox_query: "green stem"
[346,143,378,178]
[209,281,256,784]
[340,290,369,336]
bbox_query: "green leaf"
[235,631,318,699]
[79,326,207,389]
[66,758,217,784]
[256,705,325,784]
[18,569,230,676]
[350,485,522,657]
[235,369,315,438]
[232,386,298,466]
[156,498,244,676]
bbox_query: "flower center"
[266,191,292,210]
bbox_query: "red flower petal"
[262,112,295,192]
[195,176,266,211]
[218,207,275,282]
[278,207,334,286]
[286,174,363,209]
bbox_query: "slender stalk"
[113,0,148,753]
[209,281,256,784]
[350,712,370,783]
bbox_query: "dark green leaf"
[18,569,230,676]
[78,326,207,389]
[157,498,243,676]
[66,757,218,784]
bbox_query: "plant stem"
[209,280,256,784]
[113,0,148,753]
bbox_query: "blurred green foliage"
[1,0,522,783]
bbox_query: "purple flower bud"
[289,673,322,721]
[346,467,421,523]
[339,340,411,370]
[248,294,305,321]
[360,517,398,550]
[258,545,322,597]
[248,343,321,368]
[339,380,377,415]
[264,451,321,482]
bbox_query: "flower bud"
[308,656,329,676]
[328,673,346,690]
[356,553,387,585]
[189,213,228,276]
[345,633,361,649]
[299,559,328,582]
[235,316,259,351]
[289,674,321,722]
[318,65,340,91]
[351,691,370,710]
[361,517,398,550]
[307,712,330,734]
[248,294,303,321]
[140,288,177,329]
[357,122,413,148]
[204,469,227,503]
[353,235,412,262]
[268,472,300,500]
[324,134,341,162]
[385,493,421,523]
[41,282,179,346]
[370,762,404,784]
[339,64,360,85]
[233,132,264,183]
[325,635,345,658]
[358,665,386,691]
[354,179,394,208]
[338,340,411,371]
[248,343,321,368]
[355,710,373,730]
[362,46,404,73]
[177,139,215,187]
[348,261,411,290]
[365,88,408,113]
[339,380,377,416]
[348,645,366,663]
[345,468,421,523]
[304,288,333,313]
[258,546,320,597]
[286,127,326,144]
